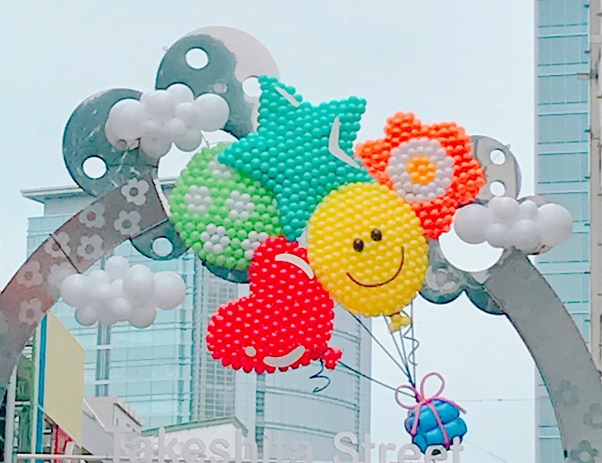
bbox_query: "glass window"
[538,75,587,104]
[538,35,588,66]
[538,0,587,27]
[538,438,565,463]
[538,113,588,144]
[538,152,587,183]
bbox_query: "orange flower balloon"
[355,112,486,239]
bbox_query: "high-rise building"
[535,1,591,462]
[22,180,371,458]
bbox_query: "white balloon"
[193,93,230,132]
[60,274,91,308]
[110,297,133,319]
[141,90,175,122]
[123,265,155,302]
[105,119,137,150]
[153,271,186,309]
[174,129,204,152]
[164,118,187,138]
[75,307,97,327]
[174,102,200,128]
[453,204,492,245]
[486,223,513,248]
[140,134,172,159]
[105,256,130,281]
[510,219,541,253]
[88,269,111,286]
[488,196,520,226]
[90,282,112,309]
[107,99,145,140]
[142,119,163,137]
[129,306,157,329]
[519,200,539,220]
[108,279,126,300]
[167,84,194,104]
[97,307,116,326]
[537,203,573,247]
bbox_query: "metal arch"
[471,135,522,202]
[0,176,168,395]
[62,27,280,263]
[156,26,280,139]
[62,88,156,198]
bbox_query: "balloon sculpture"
[0,26,578,456]
[90,64,577,451]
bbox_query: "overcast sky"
[0,1,535,462]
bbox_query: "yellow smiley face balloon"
[307,183,429,331]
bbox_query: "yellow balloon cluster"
[307,183,429,330]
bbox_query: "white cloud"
[453,197,573,254]
[59,256,186,328]
[105,84,230,160]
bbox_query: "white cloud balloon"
[105,84,230,159]
[453,197,573,254]
[59,256,186,328]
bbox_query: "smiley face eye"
[353,239,364,252]
[371,229,383,241]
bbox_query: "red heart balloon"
[206,236,342,374]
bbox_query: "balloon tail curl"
[310,359,331,393]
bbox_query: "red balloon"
[206,236,342,374]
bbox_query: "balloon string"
[310,359,331,393]
[351,314,412,381]
[403,302,420,384]
[338,361,413,398]
[385,315,415,387]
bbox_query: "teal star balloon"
[218,75,373,241]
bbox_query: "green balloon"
[169,143,283,281]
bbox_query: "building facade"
[535,1,591,461]
[22,180,371,458]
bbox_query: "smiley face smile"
[346,247,405,288]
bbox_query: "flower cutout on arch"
[121,179,149,206]
[584,403,602,429]
[47,262,76,292]
[19,298,44,325]
[77,235,104,261]
[79,202,106,228]
[114,210,142,237]
[355,112,486,239]
[569,441,599,463]
[16,261,43,288]
[44,232,71,258]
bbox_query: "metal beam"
[591,0,602,369]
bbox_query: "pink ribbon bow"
[395,372,466,447]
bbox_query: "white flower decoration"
[226,190,255,220]
[199,224,230,255]
[113,210,142,236]
[44,232,71,258]
[77,235,104,261]
[0,312,8,335]
[208,159,232,179]
[185,186,212,214]
[386,137,454,203]
[19,298,44,325]
[47,262,76,291]
[16,260,43,288]
[242,231,270,260]
[79,202,106,228]
[121,179,150,206]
